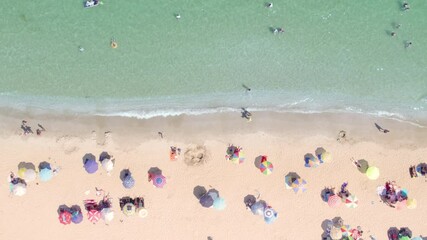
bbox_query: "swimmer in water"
[402,2,410,11]
[266,2,273,8]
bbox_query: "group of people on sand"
[21,120,46,136]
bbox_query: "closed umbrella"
[152,174,166,188]
[263,208,278,224]
[122,174,135,189]
[59,211,72,225]
[366,166,380,180]
[84,159,98,174]
[250,201,266,215]
[122,203,136,216]
[345,195,359,208]
[12,183,27,196]
[213,197,226,210]
[39,168,53,182]
[101,208,114,222]
[18,168,37,182]
[328,195,342,208]
[101,158,114,172]
[88,209,101,223]
[199,194,214,208]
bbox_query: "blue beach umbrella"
[39,168,53,182]
[199,194,214,208]
[71,211,83,224]
[250,201,266,216]
[213,197,226,210]
[122,174,135,189]
[84,159,98,174]
[264,208,278,224]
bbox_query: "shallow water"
[0,0,426,123]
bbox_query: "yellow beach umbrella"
[406,198,417,209]
[366,166,379,180]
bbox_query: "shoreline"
[1,110,426,239]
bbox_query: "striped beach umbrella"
[227,146,245,164]
[152,174,166,188]
[345,195,359,208]
[87,209,101,223]
[304,155,321,168]
[59,211,72,225]
[259,160,273,175]
[328,195,342,208]
[291,178,307,193]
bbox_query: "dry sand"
[0,110,426,240]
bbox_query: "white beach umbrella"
[101,208,114,222]
[102,158,114,172]
[12,183,27,196]
[137,208,148,218]
[18,168,37,183]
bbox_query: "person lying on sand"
[374,123,389,133]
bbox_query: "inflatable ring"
[111,41,118,49]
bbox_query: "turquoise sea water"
[0,1,426,124]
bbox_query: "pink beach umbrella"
[88,209,101,223]
[328,195,342,208]
[152,174,166,188]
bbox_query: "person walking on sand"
[158,131,163,138]
[374,123,389,133]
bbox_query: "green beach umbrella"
[399,236,410,240]
[366,166,380,180]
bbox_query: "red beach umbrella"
[328,195,342,208]
[58,211,72,225]
[87,209,101,223]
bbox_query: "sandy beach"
[1,111,426,240]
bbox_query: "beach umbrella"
[291,178,307,193]
[207,190,219,200]
[12,183,27,196]
[411,237,423,240]
[101,158,114,172]
[263,208,278,224]
[330,227,343,240]
[39,168,53,182]
[227,147,245,164]
[18,168,37,182]
[399,237,410,240]
[59,211,72,225]
[199,194,214,208]
[101,208,114,222]
[84,159,98,174]
[87,209,101,223]
[345,195,359,208]
[328,195,342,208]
[152,174,166,188]
[349,228,362,239]
[259,160,273,175]
[122,203,136,216]
[304,155,321,168]
[318,151,332,163]
[406,198,417,209]
[122,174,135,189]
[71,210,83,224]
[250,201,266,216]
[366,166,380,180]
[213,197,226,210]
[137,208,148,218]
